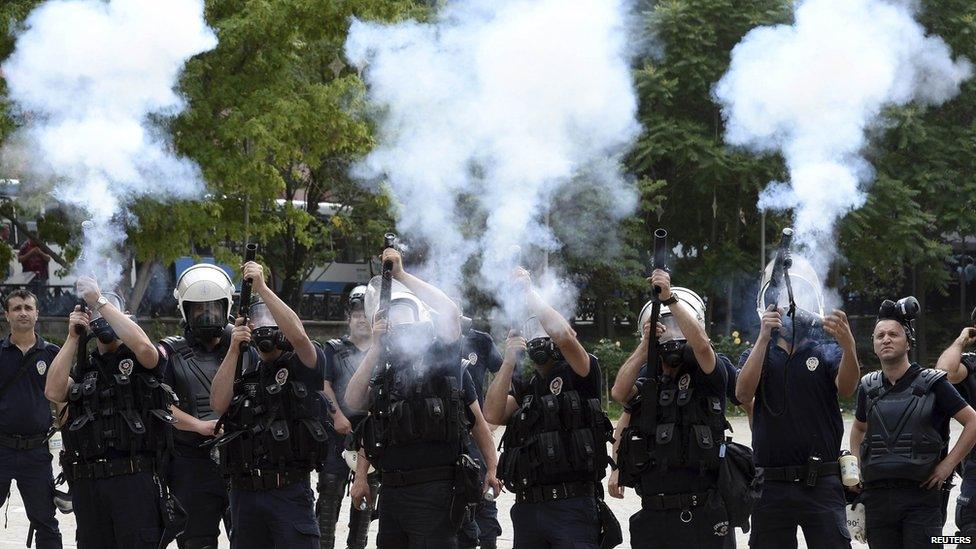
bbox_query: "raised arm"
[823,310,860,397]
[611,323,651,404]
[736,306,781,404]
[484,332,523,425]
[242,261,317,369]
[517,268,588,377]
[651,270,715,373]
[45,306,88,403]
[937,328,976,384]
[77,277,158,369]
[382,248,461,343]
[344,319,385,413]
[211,318,251,414]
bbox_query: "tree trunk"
[128,258,158,316]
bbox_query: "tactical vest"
[162,336,222,449]
[213,356,330,476]
[359,364,467,461]
[62,340,177,462]
[497,373,613,492]
[616,366,729,488]
[860,368,946,483]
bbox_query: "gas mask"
[386,299,435,359]
[637,288,707,369]
[89,293,126,344]
[521,316,562,366]
[877,296,919,347]
[250,301,291,354]
[184,300,228,343]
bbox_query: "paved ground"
[0,417,963,548]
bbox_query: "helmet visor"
[658,314,686,344]
[250,302,276,329]
[90,293,125,322]
[185,300,226,330]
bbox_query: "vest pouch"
[658,388,678,423]
[512,403,539,445]
[585,398,603,428]
[534,431,572,475]
[289,382,312,417]
[654,422,681,469]
[659,388,676,407]
[540,395,562,431]
[688,424,719,471]
[569,428,596,473]
[498,445,519,487]
[389,400,415,444]
[617,426,646,487]
[421,397,447,441]
[560,392,584,429]
[676,387,694,407]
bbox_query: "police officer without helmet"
[317,285,377,549]
[735,262,860,548]
[46,277,174,548]
[343,247,502,549]
[483,266,615,549]
[458,315,504,549]
[608,270,733,548]
[936,320,976,545]
[210,260,330,549]
[0,289,62,549]
[159,263,237,549]
[851,298,976,548]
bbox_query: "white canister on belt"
[840,450,860,487]
[48,430,63,452]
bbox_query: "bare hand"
[333,413,352,435]
[196,419,219,437]
[483,470,502,498]
[350,477,373,510]
[241,261,267,291]
[921,460,954,490]
[68,305,91,337]
[759,305,782,341]
[380,248,404,279]
[76,276,102,306]
[648,269,672,301]
[512,266,532,289]
[608,469,625,499]
[823,310,855,350]
[639,321,666,343]
[504,331,527,364]
[956,327,976,349]
[230,317,252,348]
[371,316,388,342]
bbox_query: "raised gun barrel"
[380,233,398,318]
[766,228,794,342]
[234,243,259,379]
[646,229,669,376]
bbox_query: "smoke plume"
[2,0,217,289]
[345,0,640,324]
[714,0,970,276]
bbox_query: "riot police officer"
[210,260,330,549]
[735,257,860,548]
[1,289,62,549]
[937,323,976,544]
[46,277,175,548]
[317,285,377,549]
[483,267,616,549]
[608,271,732,548]
[344,248,501,549]
[851,298,976,548]
[159,263,236,549]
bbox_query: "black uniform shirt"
[635,354,728,493]
[514,354,602,402]
[0,333,60,436]
[737,341,845,466]
[256,347,326,392]
[323,337,368,420]
[638,353,738,406]
[461,329,503,404]
[371,339,477,472]
[855,364,966,446]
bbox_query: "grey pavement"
[0,416,962,548]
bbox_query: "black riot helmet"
[877,296,920,347]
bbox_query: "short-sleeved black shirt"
[323,337,368,419]
[514,354,602,402]
[255,347,326,392]
[856,364,966,446]
[461,329,503,404]
[638,353,738,406]
[737,340,845,466]
[0,333,60,436]
[371,340,477,472]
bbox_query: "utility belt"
[0,432,50,451]
[641,490,710,511]
[63,454,155,481]
[230,468,308,491]
[762,459,839,486]
[515,480,596,504]
[381,465,456,488]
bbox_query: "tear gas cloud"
[346,0,640,325]
[2,0,217,289]
[715,0,971,287]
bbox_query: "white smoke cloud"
[346,0,640,325]
[2,0,217,289]
[715,0,971,276]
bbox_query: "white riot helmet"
[363,276,435,356]
[173,264,234,342]
[756,255,824,332]
[637,287,706,348]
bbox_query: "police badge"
[275,368,289,386]
[119,358,134,375]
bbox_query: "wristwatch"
[661,295,678,306]
[93,296,110,312]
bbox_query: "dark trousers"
[377,479,457,549]
[748,476,852,549]
[164,454,230,548]
[458,500,500,548]
[630,490,729,548]
[510,496,600,549]
[957,472,976,548]
[71,470,162,549]
[229,479,319,549]
[864,484,944,548]
[0,446,61,549]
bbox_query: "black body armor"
[62,339,177,462]
[212,355,330,478]
[616,366,729,488]
[359,365,467,461]
[161,335,223,449]
[497,374,613,492]
[860,368,946,483]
